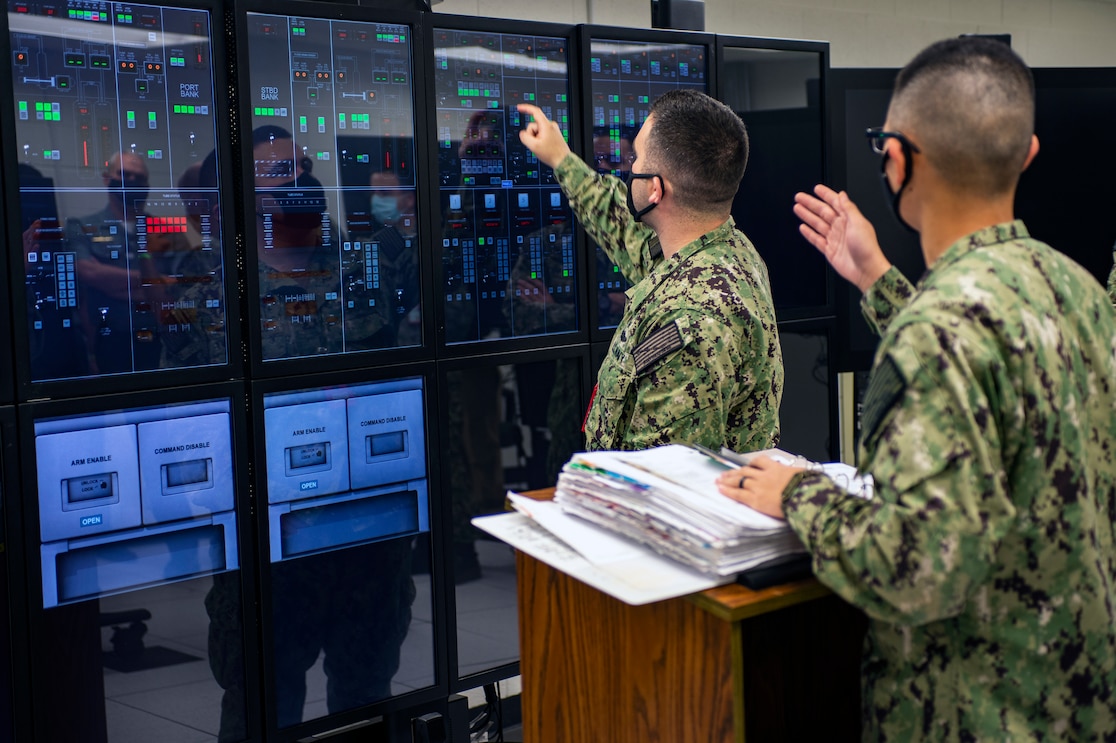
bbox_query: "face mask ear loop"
[881,142,919,234]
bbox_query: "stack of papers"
[552,444,869,577]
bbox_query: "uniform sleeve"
[554,153,660,284]
[860,266,916,336]
[620,312,748,450]
[782,321,1016,626]
[1107,247,1116,310]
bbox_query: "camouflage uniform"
[1107,245,1116,308]
[555,154,783,452]
[783,221,1116,741]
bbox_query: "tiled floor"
[89,536,522,741]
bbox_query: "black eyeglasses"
[865,127,921,156]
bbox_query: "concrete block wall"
[432,0,1116,67]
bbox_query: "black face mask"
[625,173,661,223]
[879,150,918,234]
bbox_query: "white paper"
[508,492,647,564]
[472,511,731,606]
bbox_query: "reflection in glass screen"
[8,1,229,381]
[245,14,422,361]
[587,38,707,329]
[446,355,582,678]
[720,46,828,315]
[434,28,578,344]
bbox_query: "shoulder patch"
[861,355,906,441]
[633,321,684,375]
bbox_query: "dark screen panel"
[1016,69,1116,285]
[829,69,922,371]
[243,11,423,364]
[433,24,579,345]
[256,373,435,733]
[5,0,231,386]
[582,27,710,331]
[777,327,835,462]
[0,410,15,741]
[718,41,830,320]
[443,349,585,685]
[21,385,253,743]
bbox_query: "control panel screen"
[33,397,238,608]
[433,27,577,344]
[261,377,429,563]
[587,38,707,329]
[245,13,422,361]
[9,0,230,381]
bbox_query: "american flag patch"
[633,321,683,375]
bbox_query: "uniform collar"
[625,217,736,308]
[929,220,1029,276]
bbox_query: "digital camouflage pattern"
[555,154,783,452]
[1107,245,1116,308]
[784,221,1116,741]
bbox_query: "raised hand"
[793,184,891,293]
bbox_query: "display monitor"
[441,348,586,685]
[432,20,580,346]
[1016,68,1116,285]
[3,0,233,390]
[240,7,425,367]
[717,37,831,321]
[827,68,923,371]
[256,373,435,731]
[30,393,239,608]
[579,27,711,331]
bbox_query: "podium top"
[517,488,831,622]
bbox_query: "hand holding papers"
[473,444,874,604]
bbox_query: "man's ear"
[1021,134,1040,172]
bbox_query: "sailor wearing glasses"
[718,37,1116,741]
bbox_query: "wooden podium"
[514,490,867,742]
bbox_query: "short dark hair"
[644,89,749,215]
[890,37,1034,196]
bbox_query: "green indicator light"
[18,102,26,111]
[531,272,538,279]
[148,112,156,121]
[126,14,132,21]
[299,115,307,124]
[35,102,43,111]
[148,150,156,158]
[564,270,569,277]
[128,111,135,119]
[339,113,345,123]
[43,150,49,157]
[614,265,620,272]
[317,116,325,126]
[188,106,195,114]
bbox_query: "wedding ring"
[737,476,746,489]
